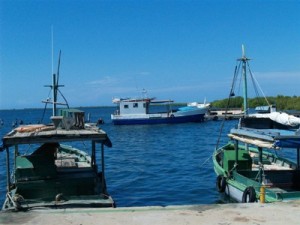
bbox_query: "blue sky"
[1,0,300,109]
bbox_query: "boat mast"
[52,74,58,116]
[43,51,68,118]
[238,45,250,116]
[51,26,56,116]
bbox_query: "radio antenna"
[51,25,54,76]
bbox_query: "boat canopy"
[229,127,300,149]
[0,124,112,151]
[150,99,174,104]
[112,97,174,104]
[228,133,277,149]
[250,112,300,127]
[112,97,155,103]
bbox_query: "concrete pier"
[1,201,300,225]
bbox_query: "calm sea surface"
[0,107,235,207]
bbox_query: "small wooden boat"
[213,46,300,203]
[1,53,115,211]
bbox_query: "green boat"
[213,46,300,203]
[1,53,115,211]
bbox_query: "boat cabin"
[118,99,150,115]
[113,98,174,116]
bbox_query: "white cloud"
[87,76,117,86]
[253,71,300,80]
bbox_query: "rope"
[254,162,265,183]
[199,154,213,168]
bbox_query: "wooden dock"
[205,109,243,121]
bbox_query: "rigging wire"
[215,61,241,150]
[247,61,261,99]
[236,62,243,97]
[57,89,70,108]
[41,103,48,123]
[41,88,52,123]
[247,61,271,107]
[214,55,272,156]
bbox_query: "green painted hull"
[2,144,115,211]
[213,142,300,203]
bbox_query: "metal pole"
[258,147,263,183]
[6,147,10,192]
[53,74,57,116]
[260,186,266,203]
[101,143,105,193]
[242,61,248,115]
[92,141,96,168]
[235,140,239,170]
[241,45,248,116]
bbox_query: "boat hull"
[111,113,205,125]
[2,139,115,211]
[213,143,300,203]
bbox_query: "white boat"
[187,102,211,108]
[111,97,209,125]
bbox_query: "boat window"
[143,103,146,108]
[124,105,129,109]
[133,103,138,108]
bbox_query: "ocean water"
[0,107,235,207]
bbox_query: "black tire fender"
[242,186,256,203]
[216,175,226,193]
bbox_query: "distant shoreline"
[0,103,188,111]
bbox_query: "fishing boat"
[187,101,211,109]
[111,93,209,125]
[213,46,300,203]
[0,53,115,211]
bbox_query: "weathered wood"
[2,125,109,147]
